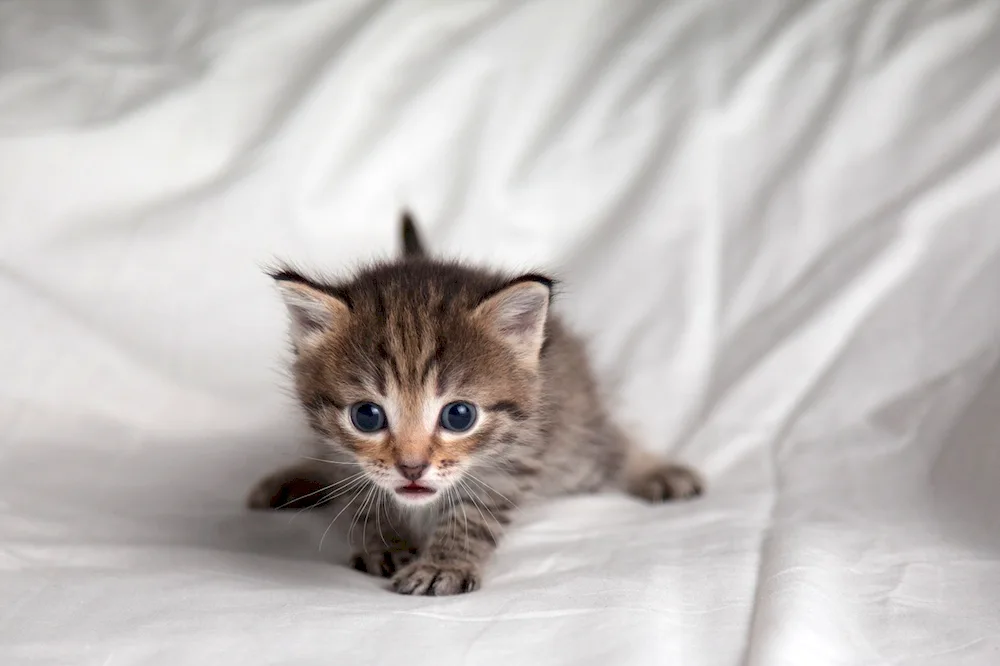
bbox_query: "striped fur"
[248,214,704,595]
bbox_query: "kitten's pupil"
[350,402,387,432]
[440,402,476,432]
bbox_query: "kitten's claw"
[390,560,481,596]
[631,463,704,502]
[350,548,420,578]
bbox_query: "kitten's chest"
[396,504,440,542]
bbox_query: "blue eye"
[440,402,477,432]
[350,402,387,432]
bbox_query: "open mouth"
[395,482,436,497]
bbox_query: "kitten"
[249,213,704,596]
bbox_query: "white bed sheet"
[1,1,999,664]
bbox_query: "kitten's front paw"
[390,560,481,596]
[631,463,704,502]
[350,547,419,579]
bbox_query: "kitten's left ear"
[475,275,552,368]
[268,269,350,351]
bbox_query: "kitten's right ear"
[268,269,349,350]
[401,210,427,258]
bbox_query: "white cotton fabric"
[1,1,999,664]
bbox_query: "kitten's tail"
[401,210,427,258]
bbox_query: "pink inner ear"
[497,292,547,336]
[277,281,349,342]
[290,301,330,333]
[479,281,550,354]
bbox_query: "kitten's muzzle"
[396,462,429,482]
[393,462,437,500]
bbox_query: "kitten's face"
[273,262,550,508]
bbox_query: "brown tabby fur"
[249,213,704,596]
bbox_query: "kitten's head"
[271,214,552,508]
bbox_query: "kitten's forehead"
[355,315,482,400]
[348,261,499,313]
[336,263,502,390]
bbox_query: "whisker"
[309,475,369,508]
[359,484,380,548]
[446,486,458,544]
[276,470,365,512]
[311,475,369,519]
[300,456,362,466]
[470,455,526,490]
[286,471,367,521]
[319,480,370,552]
[363,486,382,551]
[375,490,389,550]
[455,485,470,554]
[463,480,502,529]
[458,478,498,547]
[464,472,521,513]
[351,483,377,551]
[275,481,338,511]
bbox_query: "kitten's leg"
[350,536,420,579]
[346,496,420,579]
[621,444,704,502]
[390,485,514,596]
[247,463,338,510]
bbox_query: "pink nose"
[396,463,428,482]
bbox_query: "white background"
[1,1,999,664]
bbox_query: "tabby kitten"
[249,214,703,596]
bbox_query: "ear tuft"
[475,276,552,366]
[268,268,349,350]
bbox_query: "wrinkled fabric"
[1,1,999,664]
